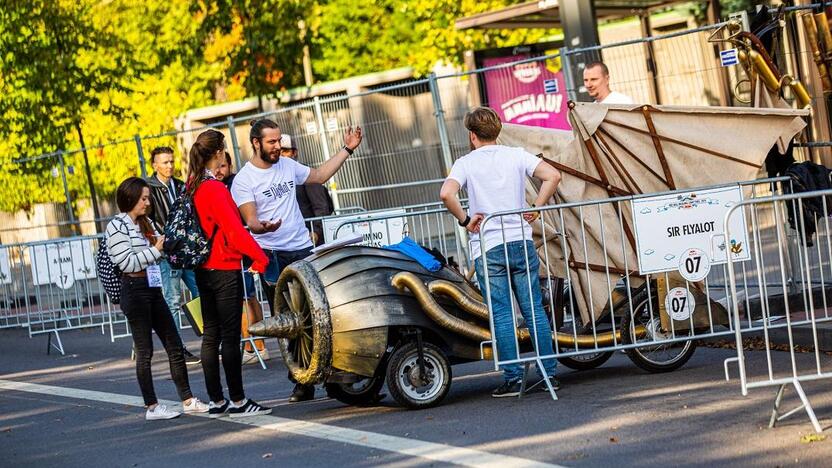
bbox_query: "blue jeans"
[159,259,183,319]
[182,269,199,298]
[475,240,557,382]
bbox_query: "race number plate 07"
[678,248,710,282]
[665,287,696,322]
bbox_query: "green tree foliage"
[310,0,556,80]
[0,0,139,212]
[196,0,313,108]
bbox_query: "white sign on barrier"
[632,186,749,275]
[0,248,11,285]
[29,240,97,289]
[323,210,406,247]
[665,287,696,321]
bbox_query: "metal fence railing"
[5,8,827,244]
[725,188,832,433]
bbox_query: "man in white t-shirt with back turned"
[231,118,362,403]
[583,61,634,104]
[440,106,562,398]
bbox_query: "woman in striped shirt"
[106,177,209,421]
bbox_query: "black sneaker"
[491,379,523,398]
[228,399,272,418]
[288,384,315,403]
[535,376,562,392]
[184,349,201,365]
[208,400,229,418]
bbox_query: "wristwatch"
[459,215,471,227]
[343,145,354,155]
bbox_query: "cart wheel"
[557,352,614,370]
[620,289,696,373]
[275,261,332,385]
[386,341,451,410]
[325,374,386,406]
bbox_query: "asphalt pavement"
[1,326,832,467]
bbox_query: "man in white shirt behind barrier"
[439,107,562,397]
[583,61,634,104]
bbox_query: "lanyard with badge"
[145,232,163,288]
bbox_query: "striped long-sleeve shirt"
[105,213,161,273]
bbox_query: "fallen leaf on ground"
[800,434,826,443]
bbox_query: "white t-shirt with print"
[600,91,634,104]
[230,158,313,251]
[447,145,541,260]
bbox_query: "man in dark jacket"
[145,146,199,364]
[280,134,334,246]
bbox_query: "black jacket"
[297,184,334,246]
[146,173,185,230]
[784,161,832,246]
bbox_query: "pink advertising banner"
[482,54,571,130]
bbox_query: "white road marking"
[0,379,564,468]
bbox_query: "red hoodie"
[193,179,268,273]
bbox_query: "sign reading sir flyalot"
[631,186,750,275]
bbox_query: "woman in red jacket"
[186,129,271,418]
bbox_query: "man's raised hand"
[344,126,363,151]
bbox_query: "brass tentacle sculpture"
[392,272,643,348]
[708,20,812,109]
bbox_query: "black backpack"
[163,194,217,269]
[98,221,127,304]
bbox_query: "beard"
[261,151,280,164]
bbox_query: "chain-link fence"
[3,8,829,244]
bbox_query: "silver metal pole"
[313,95,341,211]
[428,72,455,176]
[57,152,76,226]
[134,135,147,178]
[226,116,244,171]
[560,47,578,102]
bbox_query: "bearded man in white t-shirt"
[439,107,563,398]
[583,61,634,104]
[231,118,362,402]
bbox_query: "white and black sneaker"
[208,400,229,418]
[228,399,272,418]
[491,379,523,398]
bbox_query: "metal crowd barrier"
[0,235,123,354]
[330,201,471,271]
[725,189,832,433]
[477,176,795,400]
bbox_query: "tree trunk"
[75,122,102,234]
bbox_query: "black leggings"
[120,277,192,406]
[196,269,245,403]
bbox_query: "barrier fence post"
[560,47,577,101]
[227,116,243,170]
[428,72,455,176]
[313,95,340,211]
[57,151,76,228]
[134,134,147,178]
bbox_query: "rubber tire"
[325,374,386,406]
[275,260,333,385]
[620,289,697,373]
[558,352,614,370]
[386,341,451,410]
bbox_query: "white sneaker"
[146,404,181,421]
[242,348,270,365]
[183,397,210,414]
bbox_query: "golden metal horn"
[393,272,644,349]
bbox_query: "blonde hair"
[463,107,502,141]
